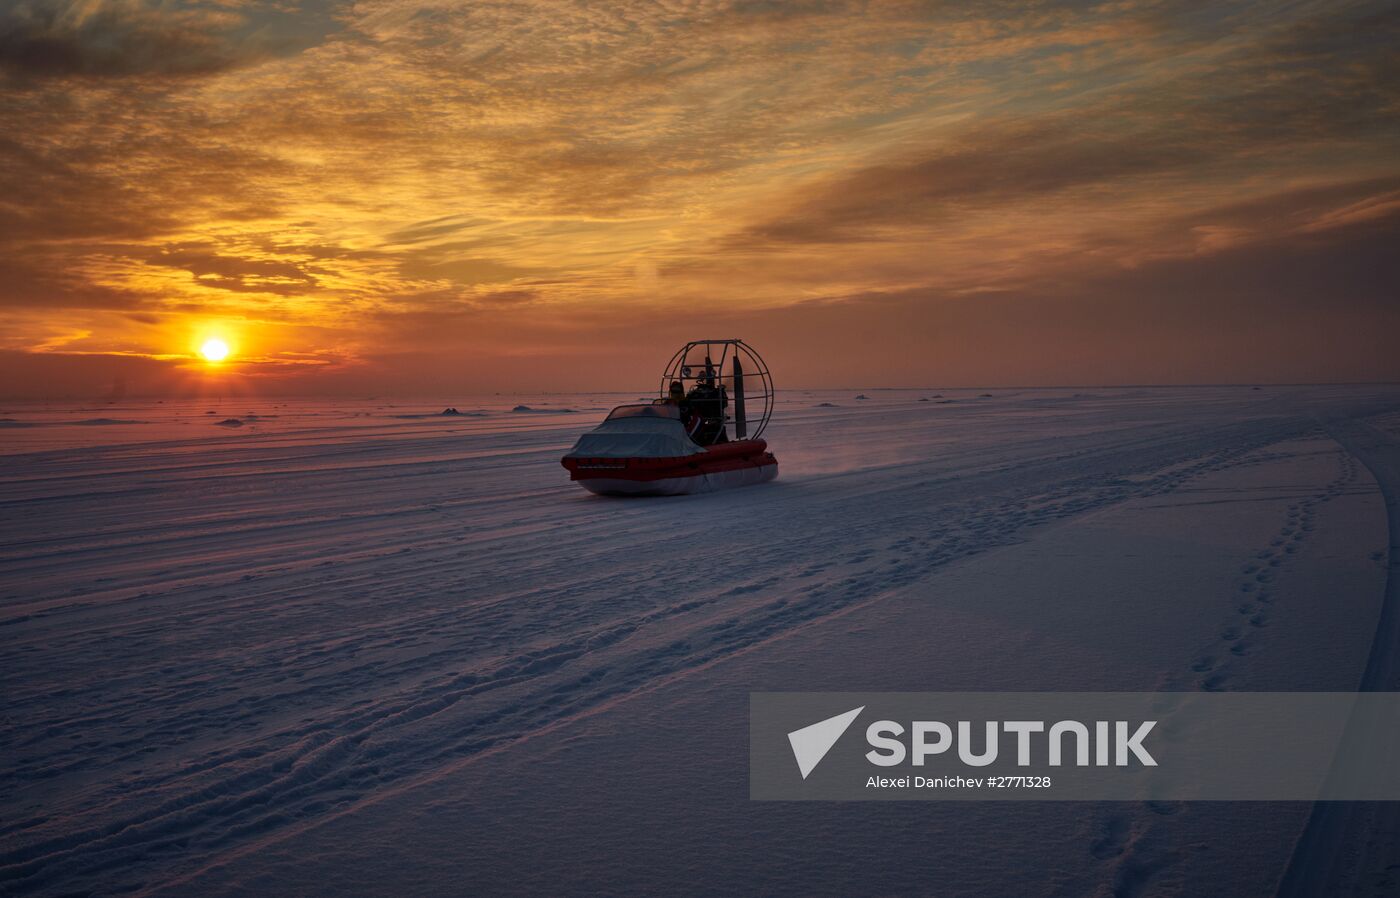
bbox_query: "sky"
[0,0,1396,397]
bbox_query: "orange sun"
[200,338,231,362]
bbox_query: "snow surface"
[2,386,1399,896]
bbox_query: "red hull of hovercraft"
[561,438,778,496]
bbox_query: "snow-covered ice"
[3,386,1399,896]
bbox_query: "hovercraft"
[561,339,778,496]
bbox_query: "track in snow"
[2,386,1398,896]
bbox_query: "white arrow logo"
[787,706,865,779]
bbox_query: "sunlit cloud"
[0,0,1396,396]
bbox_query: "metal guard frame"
[659,339,774,440]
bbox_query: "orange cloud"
[0,0,1396,396]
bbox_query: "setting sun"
[200,338,231,363]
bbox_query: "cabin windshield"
[605,404,681,421]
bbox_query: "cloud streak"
[0,0,1396,394]
[0,0,274,80]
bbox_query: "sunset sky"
[1,0,1396,397]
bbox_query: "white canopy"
[565,408,703,458]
